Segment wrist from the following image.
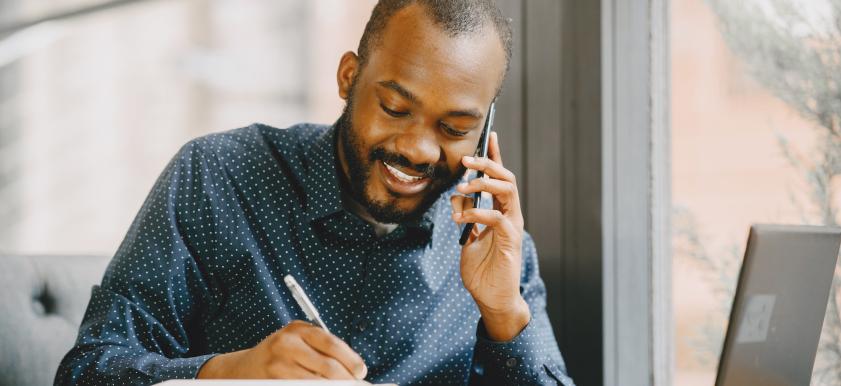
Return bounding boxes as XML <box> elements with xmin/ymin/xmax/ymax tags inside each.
<box><xmin>197</xmin><ymin>350</ymin><xmax>242</xmax><ymax>379</ymax></box>
<box><xmin>197</xmin><ymin>354</ymin><xmax>225</xmax><ymax>379</ymax></box>
<box><xmin>479</xmin><ymin>297</ymin><xmax>531</xmax><ymax>341</ymax></box>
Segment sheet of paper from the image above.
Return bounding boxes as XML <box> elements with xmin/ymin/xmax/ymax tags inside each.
<box><xmin>155</xmin><ymin>381</ymin><xmax>396</xmax><ymax>386</ymax></box>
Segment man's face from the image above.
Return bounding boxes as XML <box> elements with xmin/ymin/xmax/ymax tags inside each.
<box><xmin>336</xmin><ymin>4</ymin><xmax>507</xmax><ymax>224</ymax></box>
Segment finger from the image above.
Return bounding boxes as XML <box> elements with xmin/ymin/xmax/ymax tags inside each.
<box><xmin>455</xmin><ymin>178</ymin><xmax>518</xmax><ymax>208</ymax></box>
<box><xmin>300</xmin><ymin>326</ymin><xmax>367</xmax><ymax>379</ymax></box>
<box><xmin>461</xmin><ymin>155</ymin><xmax>515</xmax><ymax>183</ymax></box>
<box><xmin>450</xmin><ymin>194</ymin><xmax>475</xmax><ymax>218</ymax></box>
<box><xmin>456</xmin><ymin>179</ymin><xmax>518</xmax><ymax>215</ymax></box>
<box><xmin>488</xmin><ymin>131</ymin><xmax>504</xmax><ymax>165</ymax></box>
<box><xmin>267</xmin><ymin>326</ymin><xmax>331</xmax><ymax>378</ymax></box>
<box><xmin>467</xmin><ymin>220</ymin><xmax>480</xmax><ymax>244</ymax></box>
<box><xmin>453</xmin><ymin>208</ymin><xmax>516</xmax><ymax>235</ymax></box>
<box><xmin>291</xmin><ymin>347</ymin><xmax>356</xmax><ymax>380</ymax></box>
<box><xmin>268</xmin><ymin>360</ymin><xmax>322</xmax><ymax>379</ymax></box>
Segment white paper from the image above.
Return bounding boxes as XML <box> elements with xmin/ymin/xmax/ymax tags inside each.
<box><xmin>156</xmin><ymin>381</ymin><xmax>396</xmax><ymax>386</ymax></box>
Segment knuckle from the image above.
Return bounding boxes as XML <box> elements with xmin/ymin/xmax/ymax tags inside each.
<box><xmin>493</xmin><ymin>210</ymin><xmax>505</xmax><ymax>221</ymax></box>
<box><xmin>286</xmin><ymin>320</ymin><xmax>306</xmax><ymax>332</ymax></box>
<box><xmin>269</xmin><ymin>335</ymin><xmax>295</xmax><ymax>356</ymax></box>
<box><xmin>272</xmin><ymin>329</ymin><xmax>292</xmax><ymax>346</ymax></box>
<box><xmin>472</xmin><ymin>178</ymin><xmax>485</xmax><ymax>189</ymax></box>
<box><xmin>324</xmin><ymin>337</ymin><xmax>344</xmax><ymax>353</ymax></box>
<box><xmin>503</xmin><ymin>182</ymin><xmax>515</xmax><ymax>195</ymax></box>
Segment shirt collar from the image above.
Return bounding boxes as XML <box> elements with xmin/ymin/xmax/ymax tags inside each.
<box><xmin>302</xmin><ymin>125</ymin><xmax>437</xmax><ymax>236</ymax></box>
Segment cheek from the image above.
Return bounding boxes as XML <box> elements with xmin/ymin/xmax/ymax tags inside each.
<box><xmin>444</xmin><ymin>144</ymin><xmax>475</xmax><ymax>173</ymax></box>
<box><xmin>351</xmin><ymin>105</ymin><xmax>393</xmax><ymax>147</ymax></box>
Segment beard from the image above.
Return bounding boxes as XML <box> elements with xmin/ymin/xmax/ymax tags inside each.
<box><xmin>335</xmin><ymin>95</ymin><xmax>465</xmax><ymax>224</ymax></box>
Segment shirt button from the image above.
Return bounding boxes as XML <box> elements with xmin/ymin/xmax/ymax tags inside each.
<box><xmin>356</xmin><ymin>320</ymin><xmax>368</xmax><ymax>332</ymax></box>
<box><xmin>505</xmin><ymin>358</ymin><xmax>518</xmax><ymax>368</ymax></box>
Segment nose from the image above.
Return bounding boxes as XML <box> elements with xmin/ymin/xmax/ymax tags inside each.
<box><xmin>393</xmin><ymin>127</ymin><xmax>442</xmax><ymax>168</ymax></box>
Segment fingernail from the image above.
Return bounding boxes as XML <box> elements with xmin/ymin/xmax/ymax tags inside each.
<box><xmin>463</xmin><ymin>156</ymin><xmax>474</xmax><ymax>163</ymax></box>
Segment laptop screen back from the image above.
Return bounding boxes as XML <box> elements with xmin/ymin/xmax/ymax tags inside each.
<box><xmin>716</xmin><ymin>224</ymin><xmax>841</xmax><ymax>386</ymax></box>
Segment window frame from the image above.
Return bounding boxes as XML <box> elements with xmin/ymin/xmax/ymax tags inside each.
<box><xmin>513</xmin><ymin>0</ymin><xmax>673</xmax><ymax>384</ymax></box>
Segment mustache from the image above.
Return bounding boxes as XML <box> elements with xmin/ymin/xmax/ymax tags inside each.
<box><xmin>370</xmin><ymin>148</ymin><xmax>450</xmax><ymax>180</ymax></box>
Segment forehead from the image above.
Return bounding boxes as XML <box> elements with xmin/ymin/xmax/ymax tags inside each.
<box><xmin>363</xmin><ymin>4</ymin><xmax>506</xmax><ymax>105</ymax></box>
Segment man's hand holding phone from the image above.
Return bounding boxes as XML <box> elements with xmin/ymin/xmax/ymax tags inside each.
<box><xmin>451</xmin><ymin>130</ymin><xmax>530</xmax><ymax>343</ymax></box>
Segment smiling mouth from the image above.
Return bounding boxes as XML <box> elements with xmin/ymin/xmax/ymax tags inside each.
<box><xmin>379</xmin><ymin>160</ymin><xmax>431</xmax><ymax>195</ymax></box>
<box><xmin>383</xmin><ymin>161</ymin><xmax>425</xmax><ymax>182</ymax></box>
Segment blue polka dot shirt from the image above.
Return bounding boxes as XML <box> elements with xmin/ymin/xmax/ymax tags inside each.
<box><xmin>55</xmin><ymin>123</ymin><xmax>574</xmax><ymax>386</ymax></box>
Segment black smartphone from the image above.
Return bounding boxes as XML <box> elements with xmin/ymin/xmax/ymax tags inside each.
<box><xmin>459</xmin><ymin>101</ymin><xmax>496</xmax><ymax>245</ymax></box>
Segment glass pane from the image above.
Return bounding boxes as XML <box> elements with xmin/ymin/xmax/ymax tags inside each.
<box><xmin>2</xmin><ymin>0</ymin><xmax>102</xmax><ymax>26</ymax></box>
<box><xmin>672</xmin><ymin>0</ymin><xmax>841</xmax><ymax>385</ymax></box>
<box><xmin>0</xmin><ymin>0</ymin><xmax>377</xmax><ymax>255</ymax></box>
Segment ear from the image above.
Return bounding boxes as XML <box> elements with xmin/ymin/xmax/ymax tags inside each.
<box><xmin>337</xmin><ymin>51</ymin><xmax>360</xmax><ymax>100</ymax></box>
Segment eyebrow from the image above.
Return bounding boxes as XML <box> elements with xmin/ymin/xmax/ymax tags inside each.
<box><xmin>378</xmin><ymin>80</ymin><xmax>418</xmax><ymax>104</ymax></box>
<box><xmin>377</xmin><ymin>80</ymin><xmax>484</xmax><ymax>120</ymax></box>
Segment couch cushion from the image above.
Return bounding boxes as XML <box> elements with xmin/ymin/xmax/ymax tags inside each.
<box><xmin>0</xmin><ymin>255</ymin><xmax>108</xmax><ymax>386</ymax></box>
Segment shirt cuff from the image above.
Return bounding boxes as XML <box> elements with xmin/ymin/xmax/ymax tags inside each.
<box><xmin>157</xmin><ymin>353</ymin><xmax>219</xmax><ymax>380</ymax></box>
<box><xmin>473</xmin><ymin>318</ymin><xmax>575</xmax><ymax>385</ymax></box>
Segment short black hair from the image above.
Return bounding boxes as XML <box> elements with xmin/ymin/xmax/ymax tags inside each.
<box><xmin>357</xmin><ymin>0</ymin><xmax>513</xmax><ymax>75</ymax></box>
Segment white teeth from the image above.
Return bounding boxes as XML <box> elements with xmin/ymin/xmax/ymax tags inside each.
<box><xmin>384</xmin><ymin>161</ymin><xmax>423</xmax><ymax>183</ymax></box>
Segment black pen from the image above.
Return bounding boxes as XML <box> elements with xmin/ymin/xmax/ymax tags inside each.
<box><xmin>459</xmin><ymin>102</ymin><xmax>495</xmax><ymax>245</ymax></box>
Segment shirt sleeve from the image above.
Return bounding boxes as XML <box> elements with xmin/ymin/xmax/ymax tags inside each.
<box><xmin>55</xmin><ymin>140</ymin><xmax>221</xmax><ymax>386</ymax></box>
<box><xmin>469</xmin><ymin>233</ymin><xmax>575</xmax><ymax>386</ymax></box>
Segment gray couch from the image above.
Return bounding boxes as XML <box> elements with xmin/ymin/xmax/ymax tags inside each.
<box><xmin>0</xmin><ymin>255</ymin><xmax>109</xmax><ymax>386</ymax></box>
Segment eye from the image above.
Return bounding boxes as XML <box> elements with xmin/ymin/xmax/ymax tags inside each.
<box><xmin>380</xmin><ymin>103</ymin><xmax>409</xmax><ymax>118</ymax></box>
<box><xmin>441</xmin><ymin>122</ymin><xmax>469</xmax><ymax>137</ymax></box>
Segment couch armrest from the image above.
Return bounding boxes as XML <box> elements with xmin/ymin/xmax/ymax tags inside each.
<box><xmin>0</xmin><ymin>254</ymin><xmax>109</xmax><ymax>386</ymax></box>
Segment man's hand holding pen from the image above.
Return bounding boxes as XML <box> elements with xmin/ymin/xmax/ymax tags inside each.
<box><xmin>451</xmin><ymin>131</ymin><xmax>530</xmax><ymax>342</ymax></box>
<box><xmin>197</xmin><ymin>320</ymin><xmax>368</xmax><ymax>380</ymax></box>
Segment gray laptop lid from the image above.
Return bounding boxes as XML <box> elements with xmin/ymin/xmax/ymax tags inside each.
<box><xmin>716</xmin><ymin>224</ymin><xmax>841</xmax><ymax>386</ymax></box>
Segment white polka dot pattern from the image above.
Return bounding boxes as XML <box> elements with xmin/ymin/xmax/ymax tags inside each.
<box><xmin>54</xmin><ymin>123</ymin><xmax>574</xmax><ymax>386</ymax></box>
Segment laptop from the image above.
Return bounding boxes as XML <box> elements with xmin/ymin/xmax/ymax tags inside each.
<box><xmin>716</xmin><ymin>224</ymin><xmax>841</xmax><ymax>386</ymax></box>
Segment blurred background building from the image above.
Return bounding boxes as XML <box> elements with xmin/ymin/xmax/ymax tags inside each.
<box><xmin>2</xmin><ymin>0</ymin><xmax>840</xmax><ymax>385</ymax></box>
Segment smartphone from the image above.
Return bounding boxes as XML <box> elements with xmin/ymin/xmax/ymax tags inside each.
<box><xmin>459</xmin><ymin>101</ymin><xmax>496</xmax><ymax>245</ymax></box>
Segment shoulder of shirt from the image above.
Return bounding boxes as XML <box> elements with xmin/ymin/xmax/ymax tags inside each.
<box><xmin>173</xmin><ymin>122</ymin><xmax>330</xmax><ymax>179</ymax></box>
<box><xmin>181</xmin><ymin>122</ymin><xmax>328</xmax><ymax>158</ymax></box>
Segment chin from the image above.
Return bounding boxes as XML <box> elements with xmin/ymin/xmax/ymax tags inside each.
<box><xmin>362</xmin><ymin>187</ymin><xmax>429</xmax><ymax>224</ymax></box>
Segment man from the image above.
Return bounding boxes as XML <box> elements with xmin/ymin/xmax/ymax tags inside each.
<box><xmin>55</xmin><ymin>1</ymin><xmax>574</xmax><ymax>385</ymax></box>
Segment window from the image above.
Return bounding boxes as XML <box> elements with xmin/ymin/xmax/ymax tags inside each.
<box><xmin>672</xmin><ymin>0</ymin><xmax>841</xmax><ymax>385</ymax></box>
<box><xmin>0</xmin><ymin>0</ymin><xmax>376</xmax><ymax>255</ymax></box>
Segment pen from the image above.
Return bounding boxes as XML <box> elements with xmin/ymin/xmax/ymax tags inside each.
<box><xmin>283</xmin><ymin>274</ymin><xmax>330</xmax><ymax>332</ymax></box>
<box><xmin>459</xmin><ymin>102</ymin><xmax>495</xmax><ymax>245</ymax></box>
